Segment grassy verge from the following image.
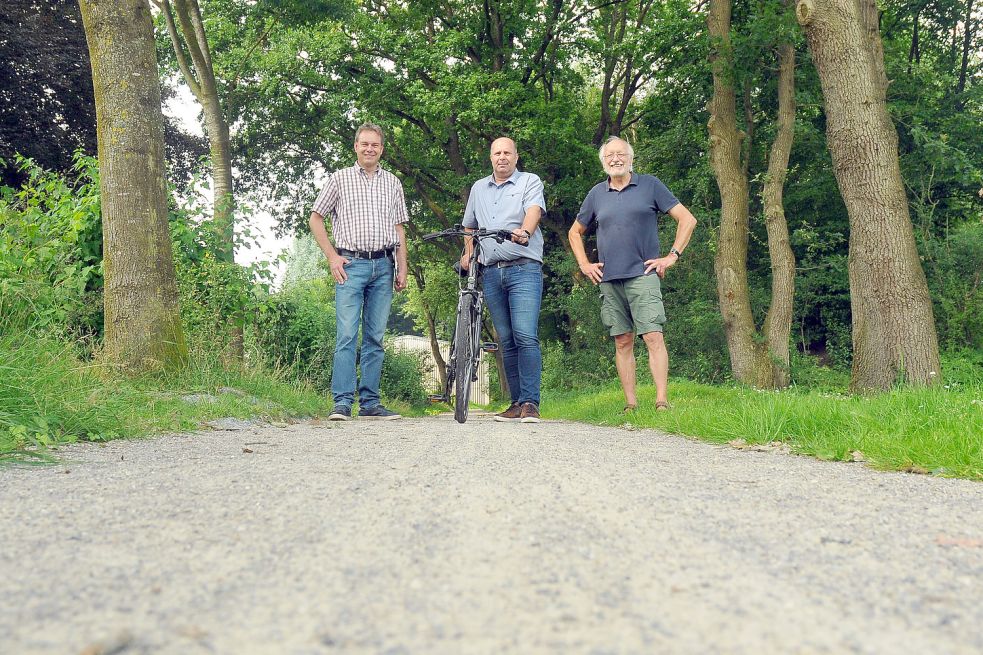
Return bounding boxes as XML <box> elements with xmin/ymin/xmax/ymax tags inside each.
<box><xmin>546</xmin><ymin>380</ymin><xmax>983</xmax><ymax>480</ymax></box>
<box><xmin>0</xmin><ymin>332</ymin><xmax>334</xmax><ymax>461</ymax></box>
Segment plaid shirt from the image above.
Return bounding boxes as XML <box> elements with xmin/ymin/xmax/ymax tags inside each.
<box><xmin>311</xmin><ymin>164</ymin><xmax>409</xmax><ymax>251</ymax></box>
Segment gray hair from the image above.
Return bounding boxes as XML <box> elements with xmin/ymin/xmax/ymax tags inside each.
<box><xmin>355</xmin><ymin>122</ymin><xmax>385</xmax><ymax>145</ymax></box>
<box><xmin>598</xmin><ymin>135</ymin><xmax>634</xmax><ymax>165</ymax></box>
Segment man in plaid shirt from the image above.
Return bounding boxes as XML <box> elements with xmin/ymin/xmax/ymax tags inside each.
<box><xmin>309</xmin><ymin>123</ymin><xmax>409</xmax><ymax>421</ymax></box>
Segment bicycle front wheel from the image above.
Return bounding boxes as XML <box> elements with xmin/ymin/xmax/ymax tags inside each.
<box><xmin>453</xmin><ymin>298</ymin><xmax>479</xmax><ymax>423</ymax></box>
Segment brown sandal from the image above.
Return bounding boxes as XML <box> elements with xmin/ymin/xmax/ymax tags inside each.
<box><xmin>623</xmin><ymin>404</ymin><xmax>638</xmax><ymax>414</ymax></box>
<box><xmin>656</xmin><ymin>401</ymin><xmax>671</xmax><ymax>411</ymax></box>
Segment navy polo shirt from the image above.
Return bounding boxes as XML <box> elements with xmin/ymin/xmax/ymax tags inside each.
<box><xmin>575</xmin><ymin>173</ymin><xmax>679</xmax><ymax>282</ymax></box>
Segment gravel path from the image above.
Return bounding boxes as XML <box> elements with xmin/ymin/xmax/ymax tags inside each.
<box><xmin>2</xmin><ymin>415</ymin><xmax>982</xmax><ymax>654</ymax></box>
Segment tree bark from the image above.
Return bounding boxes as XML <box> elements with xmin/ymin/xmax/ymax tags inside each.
<box><xmin>708</xmin><ymin>0</ymin><xmax>770</xmax><ymax>387</ymax></box>
<box><xmin>79</xmin><ymin>0</ymin><xmax>187</xmax><ymax>371</ymax></box>
<box><xmin>797</xmin><ymin>0</ymin><xmax>941</xmax><ymax>391</ymax></box>
<box><xmin>760</xmin><ymin>42</ymin><xmax>797</xmax><ymax>388</ymax></box>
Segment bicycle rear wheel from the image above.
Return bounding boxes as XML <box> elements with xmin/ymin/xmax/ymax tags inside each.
<box><xmin>453</xmin><ymin>297</ymin><xmax>479</xmax><ymax>423</ymax></box>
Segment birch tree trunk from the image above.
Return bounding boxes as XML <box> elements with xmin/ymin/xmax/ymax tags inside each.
<box><xmin>796</xmin><ymin>0</ymin><xmax>941</xmax><ymax>391</ymax></box>
<box><xmin>79</xmin><ymin>0</ymin><xmax>187</xmax><ymax>371</ymax></box>
<box><xmin>155</xmin><ymin>0</ymin><xmax>235</xmax><ymax>261</ymax></box>
<box><xmin>154</xmin><ymin>0</ymin><xmax>241</xmax><ymax>359</ymax></box>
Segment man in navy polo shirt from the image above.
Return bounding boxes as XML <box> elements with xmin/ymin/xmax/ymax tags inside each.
<box><xmin>460</xmin><ymin>137</ymin><xmax>547</xmax><ymax>423</ymax></box>
<box><xmin>568</xmin><ymin>136</ymin><xmax>697</xmax><ymax>412</ymax></box>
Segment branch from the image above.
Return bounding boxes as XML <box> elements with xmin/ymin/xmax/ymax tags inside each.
<box><xmin>561</xmin><ymin>0</ymin><xmax>630</xmax><ymax>30</ymax></box>
<box><xmin>171</xmin><ymin>0</ymin><xmax>213</xmax><ymax>94</ymax></box>
<box><xmin>185</xmin><ymin>0</ymin><xmax>213</xmax><ymax>71</ymax></box>
<box><xmin>158</xmin><ymin>0</ymin><xmax>202</xmax><ymax>97</ymax></box>
<box><xmin>230</xmin><ymin>18</ymin><xmax>278</xmax><ymax>90</ymax></box>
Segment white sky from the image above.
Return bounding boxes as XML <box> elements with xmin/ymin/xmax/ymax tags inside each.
<box><xmin>162</xmin><ymin>82</ymin><xmax>291</xmax><ymax>288</ymax></box>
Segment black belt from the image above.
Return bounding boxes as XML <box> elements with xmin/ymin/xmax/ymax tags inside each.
<box><xmin>490</xmin><ymin>256</ymin><xmax>537</xmax><ymax>269</ymax></box>
<box><xmin>338</xmin><ymin>247</ymin><xmax>395</xmax><ymax>260</ymax></box>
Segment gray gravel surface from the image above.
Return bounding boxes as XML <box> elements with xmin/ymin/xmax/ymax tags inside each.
<box><xmin>2</xmin><ymin>416</ymin><xmax>982</xmax><ymax>654</ymax></box>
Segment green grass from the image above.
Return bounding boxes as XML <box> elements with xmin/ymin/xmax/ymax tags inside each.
<box><xmin>0</xmin><ymin>331</ymin><xmax>334</xmax><ymax>461</ymax></box>
<box><xmin>545</xmin><ymin>380</ymin><xmax>983</xmax><ymax>480</ymax></box>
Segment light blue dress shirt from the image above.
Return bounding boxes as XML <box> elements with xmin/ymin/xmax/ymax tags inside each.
<box><xmin>462</xmin><ymin>170</ymin><xmax>546</xmax><ymax>265</ymax></box>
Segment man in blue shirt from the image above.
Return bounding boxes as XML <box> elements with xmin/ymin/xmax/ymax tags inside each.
<box><xmin>460</xmin><ymin>137</ymin><xmax>547</xmax><ymax>423</ymax></box>
<box><xmin>568</xmin><ymin>136</ymin><xmax>697</xmax><ymax>411</ymax></box>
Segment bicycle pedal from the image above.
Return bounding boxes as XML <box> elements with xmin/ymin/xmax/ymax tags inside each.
<box><xmin>482</xmin><ymin>342</ymin><xmax>499</xmax><ymax>353</ymax></box>
<box><xmin>427</xmin><ymin>394</ymin><xmax>448</xmax><ymax>403</ymax></box>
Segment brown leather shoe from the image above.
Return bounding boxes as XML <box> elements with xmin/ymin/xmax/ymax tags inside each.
<box><xmin>519</xmin><ymin>402</ymin><xmax>541</xmax><ymax>423</ymax></box>
<box><xmin>493</xmin><ymin>402</ymin><xmax>522</xmax><ymax>422</ymax></box>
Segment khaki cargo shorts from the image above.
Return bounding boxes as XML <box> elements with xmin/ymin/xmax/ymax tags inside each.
<box><xmin>599</xmin><ymin>273</ymin><xmax>666</xmax><ymax>336</ymax></box>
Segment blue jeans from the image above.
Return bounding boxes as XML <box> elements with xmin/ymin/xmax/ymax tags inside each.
<box><xmin>481</xmin><ymin>260</ymin><xmax>543</xmax><ymax>405</ymax></box>
<box><xmin>332</xmin><ymin>257</ymin><xmax>394</xmax><ymax>409</ymax></box>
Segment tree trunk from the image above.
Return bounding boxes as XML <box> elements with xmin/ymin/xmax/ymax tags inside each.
<box><xmin>955</xmin><ymin>0</ymin><xmax>974</xmax><ymax>107</ymax></box>
<box><xmin>707</xmin><ymin>0</ymin><xmax>778</xmax><ymax>387</ymax></box>
<box><xmin>157</xmin><ymin>0</ymin><xmax>241</xmax><ymax>358</ymax></box>
<box><xmin>79</xmin><ymin>0</ymin><xmax>187</xmax><ymax>371</ymax></box>
<box><xmin>760</xmin><ymin>41</ymin><xmax>797</xmax><ymax>388</ymax></box>
<box><xmin>158</xmin><ymin>0</ymin><xmax>236</xmax><ymax>260</ymax></box>
<box><xmin>797</xmin><ymin>0</ymin><xmax>941</xmax><ymax>391</ymax></box>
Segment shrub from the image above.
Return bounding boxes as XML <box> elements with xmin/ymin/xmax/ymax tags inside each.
<box><xmin>0</xmin><ymin>154</ymin><xmax>102</xmax><ymax>337</ymax></box>
<box><xmin>254</xmin><ymin>279</ymin><xmax>337</xmax><ymax>392</ymax></box>
<box><xmin>922</xmin><ymin>223</ymin><xmax>983</xmax><ymax>351</ymax></box>
<box><xmin>380</xmin><ymin>347</ymin><xmax>428</xmax><ymax>406</ymax></box>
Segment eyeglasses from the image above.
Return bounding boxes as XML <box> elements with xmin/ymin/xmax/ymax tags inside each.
<box><xmin>603</xmin><ymin>151</ymin><xmax>630</xmax><ymax>161</ymax></box>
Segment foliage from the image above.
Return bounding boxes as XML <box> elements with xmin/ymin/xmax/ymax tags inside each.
<box><xmin>0</xmin><ymin>0</ymin><xmax>96</xmax><ymax>188</ymax></box>
<box><xmin>380</xmin><ymin>347</ymin><xmax>429</xmax><ymax>407</ymax></box>
<box><xmin>921</xmin><ymin>223</ymin><xmax>983</xmax><ymax>351</ymax></box>
<box><xmin>254</xmin><ymin>278</ymin><xmax>337</xmax><ymax>392</ymax></box>
<box><xmin>0</xmin><ymin>154</ymin><xmax>103</xmax><ymax>338</ymax></box>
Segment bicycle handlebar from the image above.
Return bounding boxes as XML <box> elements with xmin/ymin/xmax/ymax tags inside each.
<box><xmin>422</xmin><ymin>225</ymin><xmax>529</xmax><ymax>247</ymax></box>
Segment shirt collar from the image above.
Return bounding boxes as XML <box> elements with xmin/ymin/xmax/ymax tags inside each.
<box><xmin>355</xmin><ymin>163</ymin><xmax>385</xmax><ymax>176</ymax></box>
<box><xmin>606</xmin><ymin>172</ymin><xmax>638</xmax><ymax>191</ymax></box>
<box><xmin>486</xmin><ymin>169</ymin><xmax>522</xmax><ymax>187</ymax></box>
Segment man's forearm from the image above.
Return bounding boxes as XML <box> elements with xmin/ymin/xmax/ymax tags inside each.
<box><xmin>395</xmin><ymin>225</ymin><xmax>408</xmax><ymax>270</ymax></box>
<box><xmin>668</xmin><ymin>206</ymin><xmax>698</xmax><ymax>254</ymax></box>
<box><xmin>520</xmin><ymin>207</ymin><xmax>542</xmax><ymax>236</ymax></box>
<box><xmin>309</xmin><ymin>212</ymin><xmax>339</xmax><ymax>260</ymax></box>
<box><xmin>462</xmin><ymin>226</ymin><xmax>475</xmax><ymax>261</ymax></box>
<box><xmin>568</xmin><ymin>227</ymin><xmax>591</xmax><ymax>268</ymax></box>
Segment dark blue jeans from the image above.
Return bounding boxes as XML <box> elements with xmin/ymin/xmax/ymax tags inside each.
<box><xmin>481</xmin><ymin>260</ymin><xmax>543</xmax><ymax>405</ymax></box>
<box><xmin>331</xmin><ymin>257</ymin><xmax>394</xmax><ymax>409</ymax></box>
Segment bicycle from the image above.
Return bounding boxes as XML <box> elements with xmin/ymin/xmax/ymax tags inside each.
<box><xmin>422</xmin><ymin>225</ymin><xmax>527</xmax><ymax>423</ymax></box>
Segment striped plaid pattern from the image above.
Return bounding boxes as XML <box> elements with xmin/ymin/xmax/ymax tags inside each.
<box><xmin>311</xmin><ymin>165</ymin><xmax>409</xmax><ymax>251</ymax></box>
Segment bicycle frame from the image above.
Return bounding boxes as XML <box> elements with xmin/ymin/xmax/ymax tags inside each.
<box><xmin>422</xmin><ymin>226</ymin><xmax>522</xmax><ymax>423</ymax></box>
